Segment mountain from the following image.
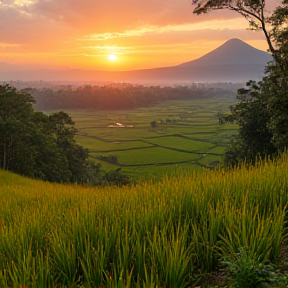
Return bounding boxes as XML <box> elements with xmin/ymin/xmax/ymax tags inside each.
<box><xmin>179</xmin><ymin>38</ymin><xmax>273</xmax><ymax>67</ymax></box>
<box><xmin>0</xmin><ymin>39</ymin><xmax>273</xmax><ymax>83</ymax></box>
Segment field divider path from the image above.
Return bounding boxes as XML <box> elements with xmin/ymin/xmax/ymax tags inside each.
<box><xmin>78</xmin><ymin>133</ymin><xmax>143</xmax><ymax>143</ymax></box>
<box><xmin>89</xmin><ymin>146</ymin><xmax>156</xmax><ymax>153</ymax></box>
<box><xmin>176</xmin><ymin>134</ymin><xmax>220</xmax><ymax>144</ymax></box>
<box><xmin>89</xmin><ymin>157</ymin><xmax>202</xmax><ymax>167</ymax></box>
<box><xmin>143</xmin><ymin>132</ymin><xmax>215</xmax><ymax>140</ymax></box>
<box><xmin>142</xmin><ymin>140</ymin><xmax>222</xmax><ymax>156</ymax></box>
<box><xmin>90</xmin><ymin>150</ymin><xmax>220</xmax><ymax>169</ymax></box>
<box><xmin>79</xmin><ymin>130</ymin><xmax>225</xmax><ymax>170</ymax></box>
<box><xmin>78</xmin><ymin>134</ymin><xmax>223</xmax><ymax>155</ymax></box>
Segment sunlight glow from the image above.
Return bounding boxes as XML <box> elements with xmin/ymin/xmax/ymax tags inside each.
<box><xmin>108</xmin><ymin>54</ymin><xmax>117</xmax><ymax>61</ymax></box>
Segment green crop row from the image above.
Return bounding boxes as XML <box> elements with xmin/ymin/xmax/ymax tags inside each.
<box><xmin>67</xmin><ymin>99</ymin><xmax>238</xmax><ymax>179</ymax></box>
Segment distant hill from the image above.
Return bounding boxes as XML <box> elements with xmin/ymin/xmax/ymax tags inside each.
<box><xmin>179</xmin><ymin>38</ymin><xmax>273</xmax><ymax>67</ymax></box>
<box><xmin>0</xmin><ymin>39</ymin><xmax>273</xmax><ymax>83</ymax></box>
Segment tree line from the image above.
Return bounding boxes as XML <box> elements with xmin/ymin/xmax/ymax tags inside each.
<box><xmin>0</xmin><ymin>84</ymin><xmax>129</xmax><ymax>185</ymax></box>
<box><xmin>29</xmin><ymin>85</ymin><xmax>231</xmax><ymax>111</ymax></box>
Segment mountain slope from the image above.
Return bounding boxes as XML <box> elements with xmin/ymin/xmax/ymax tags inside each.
<box><xmin>179</xmin><ymin>38</ymin><xmax>273</xmax><ymax>67</ymax></box>
<box><xmin>0</xmin><ymin>39</ymin><xmax>273</xmax><ymax>83</ymax></box>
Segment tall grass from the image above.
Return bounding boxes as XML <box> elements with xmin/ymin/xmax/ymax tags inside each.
<box><xmin>0</xmin><ymin>154</ymin><xmax>288</xmax><ymax>287</ymax></box>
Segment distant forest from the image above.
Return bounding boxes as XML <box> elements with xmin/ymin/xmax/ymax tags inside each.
<box><xmin>26</xmin><ymin>84</ymin><xmax>235</xmax><ymax>111</ymax></box>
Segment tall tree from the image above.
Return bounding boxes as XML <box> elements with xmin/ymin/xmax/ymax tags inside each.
<box><xmin>29</xmin><ymin>111</ymin><xmax>72</xmax><ymax>182</ymax></box>
<box><xmin>48</xmin><ymin>111</ymin><xmax>90</xmax><ymax>183</ymax></box>
<box><xmin>0</xmin><ymin>85</ymin><xmax>92</xmax><ymax>183</ymax></box>
<box><xmin>264</xmin><ymin>4</ymin><xmax>288</xmax><ymax>151</ymax></box>
<box><xmin>220</xmin><ymin>80</ymin><xmax>277</xmax><ymax>165</ymax></box>
<box><xmin>196</xmin><ymin>0</ymin><xmax>288</xmax><ymax>164</ymax></box>
<box><xmin>0</xmin><ymin>85</ymin><xmax>35</xmax><ymax>171</ymax></box>
<box><xmin>0</xmin><ymin>85</ymin><xmax>130</xmax><ymax>186</ymax></box>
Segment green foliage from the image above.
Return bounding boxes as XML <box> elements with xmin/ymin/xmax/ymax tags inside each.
<box><xmin>220</xmin><ymin>80</ymin><xmax>276</xmax><ymax>166</ymax></box>
<box><xmin>222</xmin><ymin>248</ymin><xmax>287</xmax><ymax>288</ymax></box>
<box><xmin>218</xmin><ymin>1</ymin><xmax>288</xmax><ymax>166</ymax></box>
<box><xmin>32</xmin><ymin>84</ymin><xmax>230</xmax><ymax>111</ymax></box>
<box><xmin>221</xmin><ymin>58</ymin><xmax>288</xmax><ymax>166</ymax></box>
<box><xmin>0</xmin><ymin>84</ymin><xmax>129</xmax><ymax>186</ymax></box>
<box><xmin>102</xmin><ymin>169</ymin><xmax>131</xmax><ymax>186</ymax></box>
<box><xmin>70</xmin><ymin>98</ymin><xmax>237</xmax><ymax>180</ymax></box>
<box><xmin>0</xmin><ymin>85</ymin><xmax>35</xmax><ymax>172</ymax></box>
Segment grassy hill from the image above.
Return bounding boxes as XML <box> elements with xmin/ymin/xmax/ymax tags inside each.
<box><xmin>0</xmin><ymin>154</ymin><xmax>288</xmax><ymax>288</ymax></box>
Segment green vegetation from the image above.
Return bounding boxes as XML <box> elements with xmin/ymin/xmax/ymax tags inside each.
<box><xmin>69</xmin><ymin>99</ymin><xmax>237</xmax><ymax>180</ymax></box>
<box><xmin>194</xmin><ymin>0</ymin><xmax>288</xmax><ymax>166</ymax></box>
<box><xmin>0</xmin><ymin>84</ymin><xmax>129</xmax><ymax>186</ymax></box>
<box><xmin>0</xmin><ymin>83</ymin><xmax>239</xmax><ymax>183</ymax></box>
<box><xmin>31</xmin><ymin>84</ymin><xmax>233</xmax><ymax>111</ymax></box>
<box><xmin>0</xmin><ymin>2</ymin><xmax>286</xmax><ymax>288</ymax></box>
<box><xmin>222</xmin><ymin>248</ymin><xmax>287</xmax><ymax>288</ymax></box>
<box><xmin>0</xmin><ymin>153</ymin><xmax>288</xmax><ymax>287</ymax></box>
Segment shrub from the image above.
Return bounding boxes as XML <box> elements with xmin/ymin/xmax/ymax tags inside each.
<box><xmin>222</xmin><ymin>248</ymin><xmax>287</xmax><ymax>288</ymax></box>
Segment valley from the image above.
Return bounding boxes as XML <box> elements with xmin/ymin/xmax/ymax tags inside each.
<box><xmin>70</xmin><ymin>98</ymin><xmax>238</xmax><ymax>180</ymax></box>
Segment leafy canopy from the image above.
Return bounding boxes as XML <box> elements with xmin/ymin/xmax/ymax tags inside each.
<box><xmin>0</xmin><ymin>84</ymin><xmax>130</xmax><ymax>186</ymax></box>
<box><xmin>203</xmin><ymin>0</ymin><xmax>288</xmax><ymax>165</ymax></box>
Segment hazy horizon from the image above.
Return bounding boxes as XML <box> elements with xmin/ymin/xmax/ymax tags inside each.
<box><xmin>0</xmin><ymin>0</ymin><xmax>282</xmax><ymax>72</ymax></box>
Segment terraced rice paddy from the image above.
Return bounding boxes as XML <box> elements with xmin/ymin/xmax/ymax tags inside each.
<box><xmin>70</xmin><ymin>99</ymin><xmax>238</xmax><ymax>179</ymax></box>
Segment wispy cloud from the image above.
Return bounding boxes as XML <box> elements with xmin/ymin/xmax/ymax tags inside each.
<box><xmin>0</xmin><ymin>42</ymin><xmax>21</xmax><ymax>48</ymax></box>
<box><xmin>81</xmin><ymin>45</ymin><xmax>132</xmax><ymax>52</ymax></box>
<box><xmin>1</xmin><ymin>0</ymin><xmax>36</xmax><ymax>7</ymax></box>
<box><xmin>13</xmin><ymin>0</ymin><xmax>36</xmax><ymax>6</ymax></box>
<box><xmin>0</xmin><ymin>0</ymin><xmax>280</xmax><ymax>70</ymax></box>
<box><xmin>79</xmin><ymin>27</ymin><xmax>157</xmax><ymax>41</ymax></box>
<box><xmin>79</xmin><ymin>18</ymin><xmax>248</xmax><ymax>42</ymax></box>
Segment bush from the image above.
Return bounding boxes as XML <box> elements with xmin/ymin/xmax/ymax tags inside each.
<box><xmin>222</xmin><ymin>248</ymin><xmax>287</xmax><ymax>288</ymax></box>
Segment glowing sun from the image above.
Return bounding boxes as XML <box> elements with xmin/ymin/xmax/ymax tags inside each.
<box><xmin>108</xmin><ymin>54</ymin><xmax>117</xmax><ymax>61</ymax></box>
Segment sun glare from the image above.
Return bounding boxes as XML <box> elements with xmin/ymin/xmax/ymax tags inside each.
<box><xmin>108</xmin><ymin>54</ymin><xmax>117</xmax><ymax>61</ymax></box>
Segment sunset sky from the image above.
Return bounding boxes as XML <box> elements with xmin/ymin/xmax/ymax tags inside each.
<box><xmin>0</xmin><ymin>0</ymin><xmax>283</xmax><ymax>71</ymax></box>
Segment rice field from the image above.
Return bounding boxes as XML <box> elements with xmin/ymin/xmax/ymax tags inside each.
<box><xmin>69</xmin><ymin>99</ymin><xmax>238</xmax><ymax>179</ymax></box>
<box><xmin>91</xmin><ymin>148</ymin><xmax>199</xmax><ymax>165</ymax></box>
<box><xmin>0</xmin><ymin>153</ymin><xmax>287</xmax><ymax>287</ymax></box>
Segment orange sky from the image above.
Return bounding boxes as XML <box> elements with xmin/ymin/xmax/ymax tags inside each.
<box><xmin>0</xmin><ymin>0</ymin><xmax>283</xmax><ymax>71</ymax></box>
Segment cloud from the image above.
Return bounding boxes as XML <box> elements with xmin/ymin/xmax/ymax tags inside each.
<box><xmin>0</xmin><ymin>42</ymin><xmax>21</xmax><ymax>48</ymax></box>
<box><xmin>0</xmin><ymin>0</ymin><xmax>282</xmax><ymax>69</ymax></box>
<box><xmin>78</xmin><ymin>17</ymin><xmax>251</xmax><ymax>43</ymax></box>
<box><xmin>0</xmin><ymin>0</ymin><xmax>240</xmax><ymax>36</ymax></box>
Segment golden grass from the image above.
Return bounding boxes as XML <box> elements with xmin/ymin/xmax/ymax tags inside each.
<box><xmin>0</xmin><ymin>154</ymin><xmax>287</xmax><ymax>287</ymax></box>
